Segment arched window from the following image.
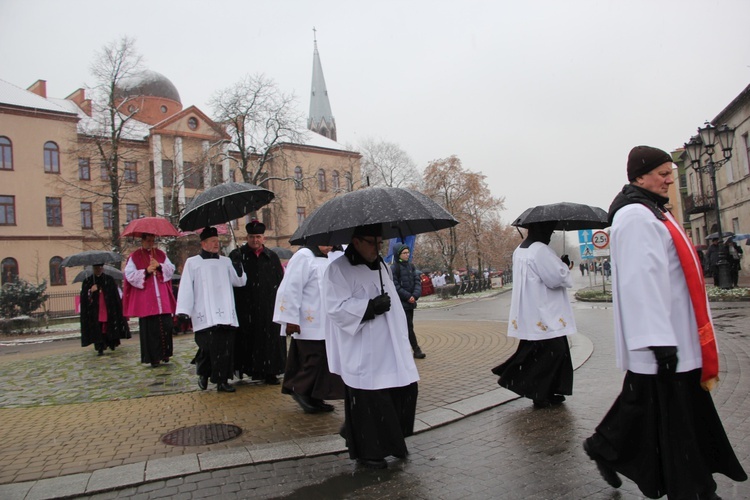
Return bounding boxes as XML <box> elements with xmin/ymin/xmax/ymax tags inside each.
<box><xmin>44</xmin><ymin>141</ymin><xmax>60</xmax><ymax>173</ymax></box>
<box><xmin>345</xmin><ymin>172</ymin><xmax>353</xmax><ymax>192</ymax></box>
<box><xmin>317</xmin><ymin>169</ymin><xmax>327</xmax><ymax>191</ymax></box>
<box><xmin>294</xmin><ymin>166</ymin><xmax>303</xmax><ymax>190</ymax></box>
<box><xmin>0</xmin><ymin>136</ymin><xmax>12</xmax><ymax>171</ymax></box>
<box><xmin>331</xmin><ymin>170</ymin><xmax>340</xmax><ymax>191</ymax></box>
<box><xmin>49</xmin><ymin>256</ymin><xmax>66</xmax><ymax>286</ymax></box>
<box><xmin>1</xmin><ymin>257</ymin><xmax>18</xmax><ymax>285</ymax></box>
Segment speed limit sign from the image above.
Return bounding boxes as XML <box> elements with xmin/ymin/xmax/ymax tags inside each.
<box><xmin>592</xmin><ymin>230</ymin><xmax>609</xmax><ymax>249</ymax></box>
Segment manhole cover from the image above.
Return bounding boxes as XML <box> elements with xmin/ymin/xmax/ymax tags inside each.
<box><xmin>161</xmin><ymin>424</ymin><xmax>242</xmax><ymax>446</ymax></box>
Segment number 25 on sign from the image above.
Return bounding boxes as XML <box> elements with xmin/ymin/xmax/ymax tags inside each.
<box><xmin>592</xmin><ymin>230</ymin><xmax>609</xmax><ymax>249</ymax></box>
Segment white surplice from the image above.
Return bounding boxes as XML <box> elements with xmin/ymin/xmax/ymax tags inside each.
<box><xmin>507</xmin><ymin>241</ymin><xmax>577</xmax><ymax>340</ymax></box>
<box><xmin>273</xmin><ymin>248</ymin><xmax>329</xmax><ymax>340</ymax></box>
<box><xmin>323</xmin><ymin>256</ymin><xmax>419</xmax><ymax>391</ymax></box>
<box><xmin>175</xmin><ymin>255</ymin><xmax>247</xmax><ymax>332</ymax></box>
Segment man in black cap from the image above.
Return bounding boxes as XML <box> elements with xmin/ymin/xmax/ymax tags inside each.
<box><xmin>230</xmin><ymin>219</ymin><xmax>286</xmax><ymax>384</ymax></box>
<box><xmin>176</xmin><ymin>227</ymin><xmax>246</xmax><ymax>392</ymax></box>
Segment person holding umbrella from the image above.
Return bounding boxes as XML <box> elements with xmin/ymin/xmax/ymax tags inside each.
<box><xmin>176</xmin><ymin>227</ymin><xmax>247</xmax><ymax>392</ymax></box>
<box><xmin>583</xmin><ymin>145</ymin><xmax>746</xmax><ymax>498</ymax></box>
<box><xmin>122</xmin><ymin>233</ymin><xmax>177</xmax><ymax>368</ymax></box>
<box><xmin>491</xmin><ymin>220</ymin><xmax>576</xmax><ymax>408</ymax></box>
<box><xmin>80</xmin><ymin>263</ymin><xmax>130</xmax><ymax>356</ymax></box>
<box><xmin>323</xmin><ymin>224</ymin><xmax>420</xmax><ymax>469</ymax></box>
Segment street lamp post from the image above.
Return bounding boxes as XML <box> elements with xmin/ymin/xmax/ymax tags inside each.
<box><xmin>683</xmin><ymin>122</ymin><xmax>735</xmax><ymax>289</ymax></box>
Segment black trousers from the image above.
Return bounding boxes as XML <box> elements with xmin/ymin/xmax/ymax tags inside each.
<box><xmin>138</xmin><ymin>314</ymin><xmax>173</xmax><ymax>364</ymax></box>
<box><xmin>404</xmin><ymin>308</ymin><xmax>419</xmax><ymax>350</ymax></box>
<box><xmin>193</xmin><ymin>326</ymin><xmax>235</xmax><ymax>384</ymax></box>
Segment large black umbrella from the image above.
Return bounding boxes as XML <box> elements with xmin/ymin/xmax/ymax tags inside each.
<box><xmin>73</xmin><ymin>265</ymin><xmax>124</xmax><ymax>283</ymax></box>
<box><xmin>289</xmin><ymin>187</ymin><xmax>458</xmax><ymax>246</ymax></box>
<box><xmin>179</xmin><ymin>182</ymin><xmax>275</xmax><ymax>231</ymax></box>
<box><xmin>270</xmin><ymin>247</ymin><xmax>294</xmax><ymax>259</ymax></box>
<box><xmin>61</xmin><ymin>250</ymin><xmax>122</xmax><ymax>267</ymax></box>
<box><xmin>511</xmin><ymin>202</ymin><xmax>609</xmax><ymax>231</ymax></box>
<box><xmin>705</xmin><ymin>231</ymin><xmax>734</xmax><ymax>240</ymax></box>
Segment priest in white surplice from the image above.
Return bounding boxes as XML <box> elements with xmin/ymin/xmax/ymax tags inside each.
<box><xmin>273</xmin><ymin>244</ymin><xmax>344</xmax><ymax>414</ymax></box>
<box><xmin>323</xmin><ymin>224</ymin><xmax>419</xmax><ymax>470</ymax></box>
<box><xmin>176</xmin><ymin>227</ymin><xmax>247</xmax><ymax>393</ymax></box>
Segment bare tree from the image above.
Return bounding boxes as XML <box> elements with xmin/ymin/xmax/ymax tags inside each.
<box><xmin>210</xmin><ymin>74</ymin><xmax>305</xmax><ymax>186</ymax></box>
<box><xmin>458</xmin><ymin>172</ymin><xmax>505</xmax><ymax>274</ymax></box>
<box><xmin>358</xmin><ymin>138</ymin><xmax>421</xmax><ymax>188</ymax></box>
<box><xmin>77</xmin><ymin>36</ymin><xmax>146</xmax><ymax>255</ymax></box>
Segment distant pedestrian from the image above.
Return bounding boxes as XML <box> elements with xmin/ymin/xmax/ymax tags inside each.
<box><xmin>726</xmin><ymin>238</ymin><xmax>743</xmax><ymax>287</ymax></box>
<box><xmin>706</xmin><ymin>237</ymin><xmax>721</xmax><ymax>285</ymax></box>
<box><xmin>584</xmin><ymin>145</ymin><xmax>746</xmax><ymax>498</ymax></box>
<box><xmin>273</xmin><ymin>244</ymin><xmax>345</xmax><ymax>413</ymax></box>
<box><xmin>80</xmin><ymin>264</ymin><xmax>129</xmax><ymax>356</ymax></box>
<box><xmin>324</xmin><ymin>224</ymin><xmax>419</xmax><ymax>469</ymax></box>
<box><xmin>391</xmin><ymin>244</ymin><xmax>426</xmax><ymax>359</ymax></box>
<box><xmin>123</xmin><ymin>233</ymin><xmax>176</xmax><ymax>367</ymax></box>
<box><xmin>579</xmin><ymin>262</ymin><xmax>585</xmax><ymax>276</ymax></box>
<box><xmin>176</xmin><ymin>227</ymin><xmax>246</xmax><ymax>392</ymax></box>
<box><xmin>492</xmin><ymin>221</ymin><xmax>576</xmax><ymax>408</ymax></box>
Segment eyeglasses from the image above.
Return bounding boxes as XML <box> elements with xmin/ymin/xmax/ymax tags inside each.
<box><xmin>358</xmin><ymin>237</ymin><xmax>383</xmax><ymax>247</ymax></box>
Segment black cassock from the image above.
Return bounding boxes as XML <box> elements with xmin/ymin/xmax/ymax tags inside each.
<box><xmin>80</xmin><ymin>274</ymin><xmax>130</xmax><ymax>352</ymax></box>
<box><xmin>230</xmin><ymin>244</ymin><xmax>286</xmax><ymax>379</ymax></box>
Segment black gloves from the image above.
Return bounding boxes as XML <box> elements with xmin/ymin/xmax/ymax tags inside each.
<box><xmin>177</xmin><ymin>314</ymin><xmax>190</xmax><ymax>327</ymax></box>
<box><xmin>230</xmin><ymin>254</ymin><xmax>243</xmax><ymax>277</ymax></box>
<box><xmin>561</xmin><ymin>254</ymin><xmax>571</xmax><ymax>266</ymax></box>
<box><xmin>362</xmin><ymin>293</ymin><xmax>391</xmax><ymax>321</ymax></box>
<box><xmin>650</xmin><ymin>346</ymin><xmax>678</xmax><ymax>376</ymax></box>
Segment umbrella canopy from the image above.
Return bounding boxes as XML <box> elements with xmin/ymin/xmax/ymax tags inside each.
<box><xmin>270</xmin><ymin>247</ymin><xmax>294</xmax><ymax>259</ymax></box>
<box><xmin>177</xmin><ymin>224</ymin><xmax>230</xmax><ymax>237</ymax></box>
<box><xmin>61</xmin><ymin>250</ymin><xmax>122</xmax><ymax>267</ymax></box>
<box><xmin>289</xmin><ymin>186</ymin><xmax>458</xmax><ymax>246</ymax></box>
<box><xmin>179</xmin><ymin>182</ymin><xmax>275</xmax><ymax>231</ymax></box>
<box><xmin>73</xmin><ymin>265</ymin><xmax>123</xmax><ymax>283</ymax></box>
<box><xmin>511</xmin><ymin>202</ymin><xmax>609</xmax><ymax>231</ymax></box>
<box><xmin>731</xmin><ymin>233</ymin><xmax>750</xmax><ymax>242</ymax></box>
<box><xmin>121</xmin><ymin>217</ymin><xmax>180</xmax><ymax>238</ymax></box>
<box><xmin>706</xmin><ymin>231</ymin><xmax>734</xmax><ymax>240</ymax></box>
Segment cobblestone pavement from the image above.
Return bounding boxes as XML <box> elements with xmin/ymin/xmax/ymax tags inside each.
<box><xmin>78</xmin><ymin>293</ymin><xmax>750</xmax><ymax>498</ymax></box>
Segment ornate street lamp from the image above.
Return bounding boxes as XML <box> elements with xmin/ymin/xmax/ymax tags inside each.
<box><xmin>683</xmin><ymin>122</ymin><xmax>735</xmax><ymax>289</ymax></box>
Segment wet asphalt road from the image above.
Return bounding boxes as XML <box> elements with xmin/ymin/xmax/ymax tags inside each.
<box><xmin>79</xmin><ymin>274</ymin><xmax>750</xmax><ymax>499</ymax></box>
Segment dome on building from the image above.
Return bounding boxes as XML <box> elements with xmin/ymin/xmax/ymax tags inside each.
<box><xmin>116</xmin><ymin>70</ymin><xmax>181</xmax><ymax>104</ymax></box>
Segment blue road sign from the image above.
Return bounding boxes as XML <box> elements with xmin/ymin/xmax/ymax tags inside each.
<box><xmin>580</xmin><ymin>243</ymin><xmax>595</xmax><ymax>260</ymax></box>
<box><xmin>578</xmin><ymin>229</ymin><xmax>592</xmax><ymax>244</ymax></box>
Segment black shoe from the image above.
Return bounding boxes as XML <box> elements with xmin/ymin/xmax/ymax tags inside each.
<box><xmin>150</xmin><ymin>362</ymin><xmax>160</xmax><ymax>368</ymax></box>
<box><xmin>265</xmin><ymin>375</ymin><xmax>280</xmax><ymax>385</ymax></box>
<box><xmin>583</xmin><ymin>439</ymin><xmax>622</xmax><ymax>488</ymax></box>
<box><xmin>198</xmin><ymin>375</ymin><xmax>208</xmax><ymax>391</ymax></box>
<box><xmin>413</xmin><ymin>348</ymin><xmax>426</xmax><ymax>359</ymax></box>
<box><xmin>97</xmin><ymin>349</ymin><xmax>104</xmax><ymax>356</ymax></box>
<box><xmin>533</xmin><ymin>399</ymin><xmax>551</xmax><ymax>408</ymax></box>
<box><xmin>310</xmin><ymin>398</ymin><xmax>335</xmax><ymax>412</ymax></box>
<box><xmin>292</xmin><ymin>392</ymin><xmax>323</xmax><ymax>413</ymax></box>
<box><xmin>217</xmin><ymin>382</ymin><xmax>236</xmax><ymax>393</ymax></box>
<box><xmin>550</xmin><ymin>395</ymin><xmax>566</xmax><ymax>405</ymax></box>
<box><xmin>357</xmin><ymin>458</ymin><xmax>388</xmax><ymax>469</ymax></box>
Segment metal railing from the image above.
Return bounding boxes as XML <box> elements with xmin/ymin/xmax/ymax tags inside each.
<box><xmin>41</xmin><ymin>291</ymin><xmax>78</xmax><ymax>319</ymax></box>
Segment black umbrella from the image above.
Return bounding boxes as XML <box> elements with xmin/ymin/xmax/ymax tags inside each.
<box><xmin>705</xmin><ymin>231</ymin><xmax>734</xmax><ymax>240</ymax></box>
<box><xmin>289</xmin><ymin>187</ymin><xmax>458</xmax><ymax>246</ymax></box>
<box><xmin>270</xmin><ymin>247</ymin><xmax>294</xmax><ymax>259</ymax></box>
<box><xmin>511</xmin><ymin>202</ymin><xmax>609</xmax><ymax>231</ymax></box>
<box><xmin>73</xmin><ymin>265</ymin><xmax>124</xmax><ymax>283</ymax></box>
<box><xmin>61</xmin><ymin>250</ymin><xmax>122</xmax><ymax>267</ymax></box>
<box><xmin>179</xmin><ymin>182</ymin><xmax>275</xmax><ymax>231</ymax></box>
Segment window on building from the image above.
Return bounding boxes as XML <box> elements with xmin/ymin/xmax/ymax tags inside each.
<box><xmin>126</xmin><ymin>203</ymin><xmax>139</xmax><ymax>223</ymax></box>
<box><xmin>332</xmin><ymin>170</ymin><xmax>340</xmax><ymax>191</ymax></box>
<box><xmin>296</xmin><ymin>207</ymin><xmax>306</xmax><ymax>226</ymax></box>
<box><xmin>262</xmin><ymin>208</ymin><xmax>272</xmax><ymax>231</ymax></box>
<box><xmin>294</xmin><ymin>166</ymin><xmax>303</xmax><ymax>190</ymax></box>
<box><xmin>183</xmin><ymin>162</ymin><xmax>204</xmax><ymax>189</ymax></box>
<box><xmin>124</xmin><ymin>161</ymin><xmax>138</xmax><ymax>183</ymax></box>
<box><xmin>0</xmin><ymin>136</ymin><xmax>12</xmax><ymax>171</ymax></box>
<box><xmin>46</xmin><ymin>197</ymin><xmax>62</xmax><ymax>226</ymax></box>
<box><xmin>100</xmin><ymin>162</ymin><xmax>109</xmax><ymax>181</ymax></box>
<box><xmin>78</xmin><ymin>158</ymin><xmax>90</xmax><ymax>180</ymax></box>
<box><xmin>103</xmin><ymin>203</ymin><xmax>113</xmax><ymax>229</ymax></box>
<box><xmin>0</xmin><ymin>195</ymin><xmax>15</xmax><ymax>225</ymax></box>
<box><xmin>162</xmin><ymin>159</ymin><xmax>174</xmax><ymax>187</ymax></box>
<box><xmin>743</xmin><ymin>133</ymin><xmax>750</xmax><ymax>177</ymax></box>
<box><xmin>317</xmin><ymin>169</ymin><xmax>327</xmax><ymax>191</ymax></box>
<box><xmin>49</xmin><ymin>256</ymin><xmax>66</xmax><ymax>286</ymax></box>
<box><xmin>695</xmin><ymin>227</ymin><xmax>701</xmax><ymax>246</ymax></box>
<box><xmin>345</xmin><ymin>172</ymin><xmax>353</xmax><ymax>192</ymax></box>
<box><xmin>732</xmin><ymin>218</ymin><xmax>740</xmax><ymax>234</ymax></box>
<box><xmin>1</xmin><ymin>257</ymin><xmax>18</xmax><ymax>284</ymax></box>
<box><xmin>44</xmin><ymin>141</ymin><xmax>60</xmax><ymax>173</ymax></box>
<box><xmin>187</xmin><ymin>117</ymin><xmax>198</xmax><ymax>130</ymax></box>
<box><xmin>81</xmin><ymin>202</ymin><xmax>93</xmax><ymax>229</ymax></box>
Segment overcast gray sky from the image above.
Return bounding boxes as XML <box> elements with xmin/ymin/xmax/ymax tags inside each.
<box><xmin>2</xmin><ymin>0</ymin><xmax>749</xmax><ymax>224</ymax></box>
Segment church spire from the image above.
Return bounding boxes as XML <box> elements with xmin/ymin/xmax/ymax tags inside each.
<box><xmin>308</xmin><ymin>28</ymin><xmax>337</xmax><ymax>141</ymax></box>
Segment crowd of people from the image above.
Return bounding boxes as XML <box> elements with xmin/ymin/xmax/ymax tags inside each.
<box><xmin>76</xmin><ymin>146</ymin><xmax>749</xmax><ymax>487</ymax></box>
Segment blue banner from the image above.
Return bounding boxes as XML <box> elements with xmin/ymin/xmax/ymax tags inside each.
<box><xmin>385</xmin><ymin>235</ymin><xmax>416</xmax><ymax>264</ymax></box>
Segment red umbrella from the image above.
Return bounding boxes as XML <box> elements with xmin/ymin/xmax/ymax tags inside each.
<box><xmin>121</xmin><ymin>217</ymin><xmax>180</xmax><ymax>238</ymax></box>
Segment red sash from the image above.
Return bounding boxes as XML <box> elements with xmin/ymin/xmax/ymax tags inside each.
<box><xmin>661</xmin><ymin>212</ymin><xmax>719</xmax><ymax>390</ymax></box>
